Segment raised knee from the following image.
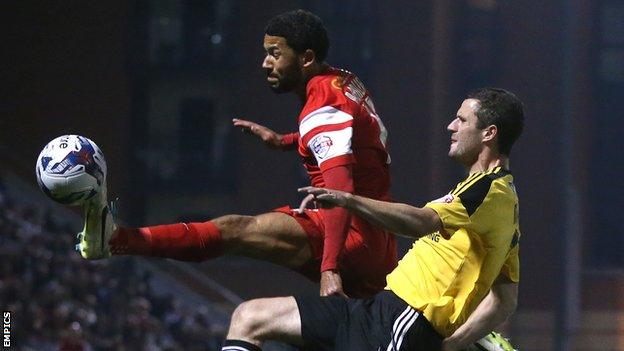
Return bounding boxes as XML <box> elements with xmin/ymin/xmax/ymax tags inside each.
<box><xmin>229</xmin><ymin>300</ymin><xmax>268</xmax><ymax>340</ymax></box>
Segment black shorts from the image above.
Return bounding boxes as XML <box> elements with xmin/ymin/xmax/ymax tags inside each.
<box><xmin>295</xmin><ymin>290</ymin><xmax>443</xmax><ymax>351</ymax></box>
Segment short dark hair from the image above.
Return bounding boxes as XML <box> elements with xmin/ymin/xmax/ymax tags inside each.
<box><xmin>468</xmin><ymin>87</ymin><xmax>524</xmax><ymax>155</ymax></box>
<box><xmin>265</xmin><ymin>9</ymin><xmax>330</xmax><ymax>62</ymax></box>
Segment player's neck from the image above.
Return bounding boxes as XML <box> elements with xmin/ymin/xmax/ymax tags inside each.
<box><xmin>467</xmin><ymin>152</ymin><xmax>509</xmax><ymax>174</ymax></box>
<box><xmin>295</xmin><ymin>62</ymin><xmax>330</xmax><ymax>101</ymax></box>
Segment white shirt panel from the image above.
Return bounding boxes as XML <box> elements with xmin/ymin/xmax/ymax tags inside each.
<box><xmin>299</xmin><ymin>106</ymin><xmax>354</xmax><ymax>139</ymax></box>
<box><xmin>306</xmin><ymin>128</ymin><xmax>353</xmax><ymax>167</ymax></box>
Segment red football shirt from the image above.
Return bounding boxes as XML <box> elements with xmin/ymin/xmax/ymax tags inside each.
<box><xmin>295</xmin><ymin>67</ymin><xmax>392</xmax><ymax>271</ymax></box>
<box><xmin>298</xmin><ymin>67</ymin><xmax>391</xmax><ymax>200</ymax></box>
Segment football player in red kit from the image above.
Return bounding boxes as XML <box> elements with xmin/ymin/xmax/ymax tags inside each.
<box><xmin>76</xmin><ymin>9</ymin><xmax>396</xmax><ymax>298</ymax></box>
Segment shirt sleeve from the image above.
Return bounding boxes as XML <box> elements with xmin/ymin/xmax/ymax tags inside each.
<box><xmin>424</xmin><ymin>194</ymin><xmax>471</xmax><ymax>235</ymax></box>
<box><xmin>280</xmin><ymin>132</ymin><xmax>299</xmax><ymax>151</ymax></box>
<box><xmin>425</xmin><ymin>176</ymin><xmax>513</xmax><ymax>236</ymax></box>
<box><xmin>299</xmin><ymin>106</ymin><xmax>356</xmax><ymax>171</ymax></box>
<box><xmin>499</xmin><ymin>244</ymin><xmax>520</xmax><ymax>282</ymax></box>
<box><xmin>319</xmin><ymin>164</ymin><xmax>354</xmax><ymax>272</ymax></box>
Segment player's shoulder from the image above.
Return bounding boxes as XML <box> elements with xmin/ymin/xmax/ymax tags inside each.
<box><xmin>302</xmin><ymin>68</ymin><xmax>356</xmax><ymax>117</ymax></box>
<box><xmin>454</xmin><ymin>167</ymin><xmax>514</xmax><ymax>216</ymax></box>
<box><xmin>307</xmin><ymin>67</ymin><xmax>354</xmax><ymax>94</ymax></box>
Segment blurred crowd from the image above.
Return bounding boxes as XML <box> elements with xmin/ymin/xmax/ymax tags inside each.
<box><xmin>0</xmin><ymin>180</ymin><xmax>227</xmax><ymax>350</ymax></box>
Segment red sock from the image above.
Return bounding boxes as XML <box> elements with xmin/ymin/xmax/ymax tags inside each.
<box><xmin>109</xmin><ymin>221</ymin><xmax>222</xmax><ymax>261</ymax></box>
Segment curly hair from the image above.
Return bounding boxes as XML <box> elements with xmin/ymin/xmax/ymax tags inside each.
<box><xmin>265</xmin><ymin>9</ymin><xmax>330</xmax><ymax>62</ymax></box>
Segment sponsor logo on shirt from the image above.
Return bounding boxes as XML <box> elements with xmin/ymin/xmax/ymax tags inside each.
<box><xmin>426</xmin><ymin>233</ymin><xmax>442</xmax><ymax>242</ymax></box>
<box><xmin>431</xmin><ymin>194</ymin><xmax>455</xmax><ymax>204</ymax></box>
<box><xmin>311</xmin><ymin>135</ymin><xmax>333</xmax><ymax>159</ymax></box>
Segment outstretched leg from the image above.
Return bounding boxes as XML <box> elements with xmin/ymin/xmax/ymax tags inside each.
<box><xmin>215</xmin><ymin>213</ymin><xmax>312</xmax><ymax>268</ymax></box>
<box><xmin>82</xmin><ymin>201</ymin><xmax>314</xmax><ymax>269</ymax></box>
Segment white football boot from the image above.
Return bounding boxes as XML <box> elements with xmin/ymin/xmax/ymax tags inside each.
<box><xmin>75</xmin><ymin>184</ymin><xmax>117</xmax><ymax>259</ymax></box>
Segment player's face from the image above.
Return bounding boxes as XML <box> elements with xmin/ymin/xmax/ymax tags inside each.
<box><xmin>447</xmin><ymin>99</ymin><xmax>485</xmax><ymax>164</ymax></box>
<box><xmin>262</xmin><ymin>35</ymin><xmax>303</xmax><ymax>93</ymax></box>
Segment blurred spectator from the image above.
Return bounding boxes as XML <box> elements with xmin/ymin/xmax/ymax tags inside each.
<box><xmin>0</xmin><ymin>185</ymin><xmax>226</xmax><ymax>350</ymax></box>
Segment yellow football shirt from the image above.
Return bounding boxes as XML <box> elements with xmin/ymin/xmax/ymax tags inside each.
<box><xmin>386</xmin><ymin>166</ymin><xmax>520</xmax><ymax>336</ymax></box>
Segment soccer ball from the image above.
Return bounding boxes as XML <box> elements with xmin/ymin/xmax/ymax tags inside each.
<box><xmin>36</xmin><ymin>135</ymin><xmax>107</xmax><ymax>205</ymax></box>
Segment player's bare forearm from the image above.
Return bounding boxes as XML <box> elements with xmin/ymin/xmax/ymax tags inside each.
<box><xmin>344</xmin><ymin>195</ymin><xmax>441</xmax><ymax>238</ymax></box>
<box><xmin>442</xmin><ymin>278</ymin><xmax>518</xmax><ymax>350</ymax></box>
<box><xmin>298</xmin><ymin>187</ymin><xmax>442</xmax><ymax>238</ymax></box>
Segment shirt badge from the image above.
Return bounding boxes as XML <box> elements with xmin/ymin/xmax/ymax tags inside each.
<box><xmin>431</xmin><ymin>194</ymin><xmax>455</xmax><ymax>204</ymax></box>
<box><xmin>311</xmin><ymin>135</ymin><xmax>333</xmax><ymax>159</ymax></box>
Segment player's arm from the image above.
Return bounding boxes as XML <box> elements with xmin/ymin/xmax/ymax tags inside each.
<box><xmin>318</xmin><ymin>165</ymin><xmax>354</xmax><ymax>297</ymax></box>
<box><xmin>232</xmin><ymin>118</ymin><xmax>298</xmax><ymax>150</ymax></box>
<box><xmin>441</xmin><ymin>275</ymin><xmax>519</xmax><ymax>351</ymax></box>
<box><xmin>299</xmin><ymin>188</ymin><xmax>441</xmax><ymax>238</ymax></box>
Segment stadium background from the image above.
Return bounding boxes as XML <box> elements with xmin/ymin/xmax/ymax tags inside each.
<box><xmin>2</xmin><ymin>0</ymin><xmax>623</xmax><ymax>350</ymax></box>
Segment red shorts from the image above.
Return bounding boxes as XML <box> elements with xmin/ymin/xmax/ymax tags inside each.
<box><xmin>272</xmin><ymin>206</ymin><xmax>398</xmax><ymax>298</ymax></box>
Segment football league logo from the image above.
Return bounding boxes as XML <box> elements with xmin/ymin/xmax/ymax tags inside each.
<box><xmin>311</xmin><ymin>135</ymin><xmax>333</xmax><ymax>159</ymax></box>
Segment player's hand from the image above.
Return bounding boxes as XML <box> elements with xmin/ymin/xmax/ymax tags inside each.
<box><xmin>297</xmin><ymin>187</ymin><xmax>350</xmax><ymax>213</ymax></box>
<box><xmin>233</xmin><ymin>118</ymin><xmax>283</xmax><ymax>149</ymax></box>
<box><xmin>320</xmin><ymin>270</ymin><xmax>348</xmax><ymax>297</ymax></box>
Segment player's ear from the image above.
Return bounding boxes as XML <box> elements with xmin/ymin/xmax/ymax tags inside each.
<box><xmin>482</xmin><ymin>124</ymin><xmax>498</xmax><ymax>143</ymax></box>
<box><xmin>300</xmin><ymin>49</ymin><xmax>316</xmax><ymax>68</ymax></box>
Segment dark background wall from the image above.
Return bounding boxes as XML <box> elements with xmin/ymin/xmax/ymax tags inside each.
<box><xmin>3</xmin><ymin>1</ymin><xmax>622</xmax><ymax>349</ymax></box>
<box><xmin>3</xmin><ymin>2</ymin><xmax>131</xmax><ymax>196</ymax></box>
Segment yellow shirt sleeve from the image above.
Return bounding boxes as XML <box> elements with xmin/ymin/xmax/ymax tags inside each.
<box><xmin>425</xmin><ymin>195</ymin><xmax>470</xmax><ymax>237</ymax></box>
<box><xmin>500</xmin><ymin>242</ymin><xmax>520</xmax><ymax>282</ymax></box>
